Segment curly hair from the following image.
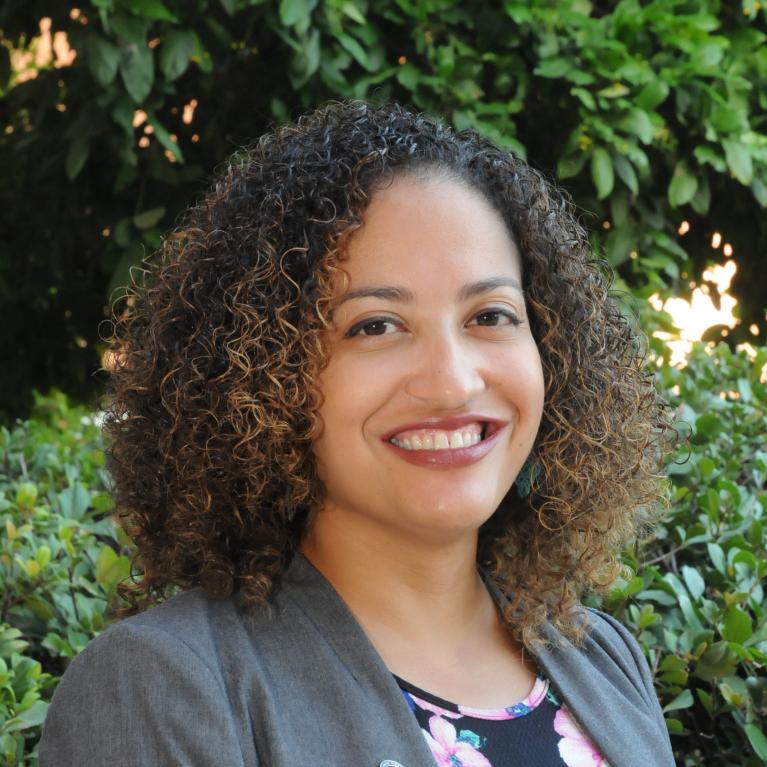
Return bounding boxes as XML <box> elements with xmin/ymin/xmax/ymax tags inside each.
<box><xmin>105</xmin><ymin>100</ymin><xmax>671</xmax><ymax>647</ymax></box>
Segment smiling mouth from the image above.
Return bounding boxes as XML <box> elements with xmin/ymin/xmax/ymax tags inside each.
<box><xmin>388</xmin><ymin>422</ymin><xmax>492</xmax><ymax>451</ymax></box>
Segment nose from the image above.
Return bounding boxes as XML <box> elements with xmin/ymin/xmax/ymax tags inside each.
<box><xmin>404</xmin><ymin>328</ymin><xmax>486</xmax><ymax>408</ymax></box>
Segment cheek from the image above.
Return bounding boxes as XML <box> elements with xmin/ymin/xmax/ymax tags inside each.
<box><xmin>494</xmin><ymin>344</ymin><xmax>544</xmax><ymax>407</ymax></box>
<box><xmin>318</xmin><ymin>351</ymin><xmax>399</xmax><ymax>419</ymax></box>
<box><xmin>314</xmin><ymin>358</ymin><xmax>384</xmax><ymax>457</ymax></box>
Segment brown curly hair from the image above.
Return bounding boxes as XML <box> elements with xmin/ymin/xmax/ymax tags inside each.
<box><xmin>105</xmin><ymin>100</ymin><xmax>670</xmax><ymax>647</ymax></box>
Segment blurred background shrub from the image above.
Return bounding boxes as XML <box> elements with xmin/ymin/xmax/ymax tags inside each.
<box><xmin>0</xmin><ymin>392</ymin><xmax>131</xmax><ymax>765</ymax></box>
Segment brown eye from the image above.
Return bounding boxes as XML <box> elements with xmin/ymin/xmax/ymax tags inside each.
<box><xmin>346</xmin><ymin>318</ymin><xmax>401</xmax><ymax>338</ymax></box>
<box><xmin>471</xmin><ymin>309</ymin><xmax>521</xmax><ymax>327</ymax></box>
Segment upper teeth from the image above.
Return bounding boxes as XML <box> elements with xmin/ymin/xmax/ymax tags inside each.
<box><xmin>390</xmin><ymin>427</ymin><xmax>483</xmax><ymax>451</ymax></box>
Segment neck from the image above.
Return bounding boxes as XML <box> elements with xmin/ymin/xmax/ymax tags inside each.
<box><xmin>299</xmin><ymin>507</ymin><xmax>493</xmax><ymax>646</ymax></box>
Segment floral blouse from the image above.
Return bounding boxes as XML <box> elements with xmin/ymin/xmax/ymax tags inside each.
<box><xmin>396</xmin><ymin>673</ymin><xmax>610</xmax><ymax>767</ymax></box>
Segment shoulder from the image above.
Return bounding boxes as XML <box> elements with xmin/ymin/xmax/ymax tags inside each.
<box><xmin>58</xmin><ymin>587</ymin><xmax>237</xmax><ymax>685</ymax></box>
<box><xmin>579</xmin><ymin>607</ymin><xmax>657</xmax><ymax>696</ymax></box>
<box><xmin>536</xmin><ymin>605</ymin><xmax>662</xmax><ymax>718</ymax></box>
<box><xmin>39</xmin><ymin>588</ymin><xmax>249</xmax><ymax>767</ymax></box>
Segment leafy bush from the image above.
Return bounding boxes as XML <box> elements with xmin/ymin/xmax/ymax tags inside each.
<box><xmin>1</xmin><ymin>343</ymin><xmax>765</xmax><ymax>764</ymax></box>
<box><xmin>607</xmin><ymin>342</ymin><xmax>767</xmax><ymax>766</ymax></box>
<box><xmin>0</xmin><ymin>392</ymin><xmax>129</xmax><ymax>766</ymax></box>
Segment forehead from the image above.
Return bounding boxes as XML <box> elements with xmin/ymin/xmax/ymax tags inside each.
<box><xmin>340</xmin><ymin>174</ymin><xmax>522</xmax><ymax>288</ymax></box>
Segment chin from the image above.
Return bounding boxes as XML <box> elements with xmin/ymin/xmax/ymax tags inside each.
<box><xmin>398</xmin><ymin>494</ymin><xmax>501</xmax><ymax>534</ymax></box>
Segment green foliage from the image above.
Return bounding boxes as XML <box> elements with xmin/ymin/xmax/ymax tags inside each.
<box><xmin>605</xmin><ymin>342</ymin><xmax>767</xmax><ymax>766</ymax></box>
<box><xmin>1</xmin><ymin>0</ymin><xmax>766</xmax><ymax>417</ymax></box>
<box><xmin>0</xmin><ymin>392</ymin><xmax>130</xmax><ymax>766</ymax></box>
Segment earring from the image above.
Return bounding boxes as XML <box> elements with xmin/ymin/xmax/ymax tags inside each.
<box><xmin>515</xmin><ymin>454</ymin><xmax>541</xmax><ymax>498</ymax></box>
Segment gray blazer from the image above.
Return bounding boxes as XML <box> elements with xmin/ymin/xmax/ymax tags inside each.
<box><xmin>39</xmin><ymin>553</ymin><xmax>675</xmax><ymax>766</ymax></box>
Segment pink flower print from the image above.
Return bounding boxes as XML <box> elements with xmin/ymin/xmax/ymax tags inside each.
<box><xmin>422</xmin><ymin>715</ymin><xmax>491</xmax><ymax>767</ymax></box>
<box><xmin>409</xmin><ymin>692</ymin><xmax>462</xmax><ymax>719</ymax></box>
<box><xmin>554</xmin><ymin>706</ymin><xmax>609</xmax><ymax>767</ymax></box>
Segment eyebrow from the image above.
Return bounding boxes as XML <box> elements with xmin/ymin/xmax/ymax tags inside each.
<box><xmin>335</xmin><ymin>277</ymin><xmax>524</xmax><ymax>308</ymax></box>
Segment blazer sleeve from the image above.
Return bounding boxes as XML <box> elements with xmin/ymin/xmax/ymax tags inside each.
<box><xmin>586</xmin><ymin>607</ymin><xmax>670</xmax><ymax>734</ymax></box>
<box><xmin>39</xmin><ymin>621</ymin><xmax>248</xmax><ymax>767</ymax></box>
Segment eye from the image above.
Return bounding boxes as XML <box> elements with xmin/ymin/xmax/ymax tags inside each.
<box><xmin>470</xmin><ymin>308</ymin><xmax>522</xmax><ymax>327</ymax></box>
<box><xmin>346</xmin><ymin>317</ymin><xmax>401</xmax><ymax>338</ymax></box>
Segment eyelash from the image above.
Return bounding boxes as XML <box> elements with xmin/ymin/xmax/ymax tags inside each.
<box><xmin>345</xmin><ymin>309</ymin><xmax>522</xmax><ymax>338</ymax></box>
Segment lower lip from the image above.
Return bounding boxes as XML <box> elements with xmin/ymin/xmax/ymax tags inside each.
<box><xmin>383</xmin><ymin>426</ymin><xmax>506</xmax><ymax>468</ymax></box>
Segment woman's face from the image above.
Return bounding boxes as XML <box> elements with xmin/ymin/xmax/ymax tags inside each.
<box><xmin>311</xmin><ymin>173</ymin><xmax>545</xmax><ymax>544</ymax></box>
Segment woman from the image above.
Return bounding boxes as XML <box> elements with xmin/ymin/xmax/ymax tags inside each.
<box><xmin>40</xmin><ymin>101</ymin><xmax>675</xmax><ymax>766</ymax></box>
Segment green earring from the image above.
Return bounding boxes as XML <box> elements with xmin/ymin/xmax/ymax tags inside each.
<box><xmin>515</xmin><ymin>454</ymin><xmax>541</xmax><ymax>498</ymax></box>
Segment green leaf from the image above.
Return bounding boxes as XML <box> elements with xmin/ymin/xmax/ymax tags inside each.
<box><xmin>751</xmin><ymin>177</ymin><xmax>767</xmax><ymax>207</ymax></box>
<box><xmin>662</xmin><ymin>689</ymin><xmax>693</xmax><ymax>713</ymax></box>
<box><xmin>635</xmin><ymin>80</ymin><xmax>669</xmax><ymax>110</ymax></box>
<box><xmin>86</xmin><ymin>34</ymin><xmax>121</xmax><ymax>86</ymax></box>
<box><xmin>133</xmin><ymin>206</ymin><xmax>166</xmax><ymax>229</ymax></box>
<box><xmin>0</xmin><ymin>627</ymin><xmax>28</xmax><ymax>658</ymax></box>
<box><xmin>597</xmin><ymin>82</ymin><xmax>630</xmax><ymax>99</ymax></box>
<box><xmin>668</xmin><ymin>163</ymin><xmax>698</xmax><ymax>207</ymax></box>
<box><xmin>534</xmin><ymin>58</ymin><xmax>570</xmax><ymax>78</ymax></box>
<box><xmin>721</xmin><ymin>606</ymin><xmax>751</xmax><ymax>644</ymax></box>
<box><xmin>745</xmin><ymin>724</ymin><xmax>767</xmax><ymax>760</ymax></box>
<box><xmin>125</xmin><ymin>0</ymin><xmax>178</xmax><ymax>21</ymax></box>
<box><xmin>557</xmin><ymin>152</ymin><xmax>587</xmax><ymax>180</ymax></box>
<box><xmin>35</xmin><ymin>545</ymin><xmax>51</xmax><ymax>569</ymax></box>
<box><xmin>612</xmin><ymin>154</ymin><xmax>638</xmax><ymax>195</ymax></box>
<box><xmin>571</xmin><ymin>87</ymin><xmax>595</xmax><ymax>111</ymax></box>
<box><xmin>341</xmin><ymin>2</ymin><xmax>366</xmax><ymax>24</ymax></box>
<box><xmin>665</xmin><ymin>718</ymin><xmax>684</xmax><ymax>734</ymax></box>
<box><xmin>605</xmin><ymin>225</ymin><xmax>635</xmax><ymax>266</ymax></box>
<box><xmin>280</xmin><ymin>0</ymin><xmax>315</xmax><ymax>26</ymax></box>
<box><xmin>160</xmin><ymin>29</ymin><xmax>197</xmax><ymax>81</ymax></box>
<box><xmin>397</xmin><ymin>62</ymin><xmax>421</xmax><ymax>91</ymax></box>
<box><xmin>591</xmin><ymin>148</ymin><xmax>614</xmax><ymax>199</ymax></box>
<box><xmin>696</xmin><ymin>688</ymin><xmax>713</xmax><ymax>715</ymax></box>
<box><xmin>24</xmin><ymin>595</ymin><xmax>55</xmax><ymax>621</ymax></box>
<box><xmin>95</xmin><ymin>546</ymin><xmax>131</xmax><ymax>589</ymax></box>
<box><xmin>690</xmin><ymin>177</ymin><xmax>711</xmax><ymax>215</ymax></box>
<box><xmin>681</xmin><ymin>565</ymin><xmax>705</xmax><ymax>600</ymax></box>
<box><xmin>719</xmin><ymin>675</ymin><xmax>748</xmax><ymax>705</ymax></box>
<box><xmin>2</xmin><ymin>701</ymin><xmax>49</xmax><ymax>733</ymax></box>
<box><xmin>120</xmin><ymin>43</ymin><xmax>154</xmax><ymax>102</ymax></box>
<box><xmin>298</xmin><ymin>29</ymin><xmax>321</xmax><ymax>83</ymax></box>
<box><xmin>663</xmin><ymin>572</ymin><xmax>703</xmax><ymax>632</ymax></box>
<box><xmin>709</xmin><ymin>104</ymin><xmax>745</xmax><ymax>134</ymax></box>
<box><xmin>337</xmin><ymin>33</ymin><xmax>373</xmax><ymax>71</ymax></box>
<box><xmin>111</xmin><ymin>14</ymin><xmax>150</xmax><ymax>44</ymax></box>
<box><xmin>57</xmin><ymin>482</ymin><xmax>91</xmax><ymax>520</ymax></box>
<box><xmin>695</xmin><ymin>412</ymin><xmax>723</xmax><ymax>439</ymax></box>
<box><xmin>697</xmin><ymin>456</ymin><xmax>715</xmax><ymax>479</ymax></box>
<box><xmin>15</xmin><ymin>482</ymin><xmax>38</xmax><ymax>509</ymax></box>
<box><xmin>723</xmin><ymin>140</ymin><xmax>753</xmax><ymax>184</ymax></box>
<box><xmin>621</xmin><ymin>109</ymin><xmax>653</xmax><ymax>145</ymax></box>
<box><xmin>694</xmin><ymin>145</ymin><xmax>726</xmax><ymax>173</ymax></box>
<box><xmin>693</xmin><ymin>641</ymin><xmax>738</xmax><ymax>681</ymax></box>
<box><xmin>707</xmin><ymin>542</ymin><xmax>726</xmax><ymax>574</ymax></box>
<box><xmin>65</xmin><ymin>136</ymin><xmax>91</xmax><ymax>181</ymax></box>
